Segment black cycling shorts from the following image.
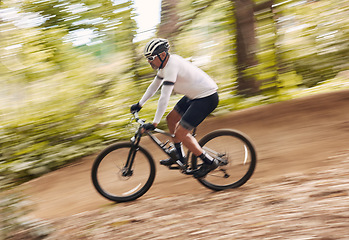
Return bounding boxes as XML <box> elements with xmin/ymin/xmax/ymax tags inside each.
<box><xmin>174</xmin><ymin>92</ymin><xmax>219</xmax><ymax>130</ymax></box>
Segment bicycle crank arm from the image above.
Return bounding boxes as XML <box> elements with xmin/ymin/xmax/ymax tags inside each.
<box><xmin>168</xmin><ymin>164</ymin><xmax>186</xmax><ymax>171</ymax></box>
<box><xmin>182</xmin><ymin>169</ymin><xmax>196</xmax><ymax>175</ymax></box>
<box><xmin>168</xmin><ymin>165</ymin><xmax>195</xmax><ymax>175</ymax></box>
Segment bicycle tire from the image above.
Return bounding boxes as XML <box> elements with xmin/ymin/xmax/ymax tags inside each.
<box><xmin>91</xmin><ymin>142</ymin><xmax>156</xmax><ymax>202</ymax></box>
<box><xmin>192</xmin><ymin>129</ymin><xmax>256</xmax><ymax>191</ymax></box>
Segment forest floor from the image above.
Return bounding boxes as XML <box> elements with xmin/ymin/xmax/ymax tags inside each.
<box><xmin>16</xmin><ymin>89</ymin><xmax>349</xmax><ymax>239</ymax></box>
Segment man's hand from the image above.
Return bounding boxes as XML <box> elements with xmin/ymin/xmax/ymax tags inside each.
<box><xmin>142</xmin><ymin>123</ymin><xmax>156</xmax><ymax>131</ymax></box>
<box><xmin>130</xmin><ymin>103</ymin><xmax>142</xmax><ymax>113</ymax></box>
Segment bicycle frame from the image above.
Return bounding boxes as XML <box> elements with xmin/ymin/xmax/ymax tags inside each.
<box><xmin>127</xmin><ymin>112</ymin><xmax>196</xmax><ymax>174</ymax></box>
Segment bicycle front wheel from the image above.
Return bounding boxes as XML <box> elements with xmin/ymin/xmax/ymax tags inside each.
<box><xmin>91</xmin><ymin>142</ymin><xmax>155</xmax><ymax>202</ymax></box>
<box><xmin>193</xmin><ymin>129</ymin><xmax>256</xmax><ymax>191</ymax></box>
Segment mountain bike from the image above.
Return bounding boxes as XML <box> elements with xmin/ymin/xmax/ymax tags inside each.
<box><xmin>91</xmin><ymin>112</ymin><xmax>257</xmax><ymax>202</ymax></box>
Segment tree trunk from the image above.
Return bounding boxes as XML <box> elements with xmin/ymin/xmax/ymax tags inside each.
<box><xmin>158</xmin><ymin>0</ymin><xmax>180</xmax><ymax>40</ymax></box>
<box><xmin>233</xmin><ymin>0</ymin><xmax>259</xmax><ymax>96</ymax></box>
<box><xmin>233</xmin><ymin>0</ymin><xmax>275</xmax><ymax>96</ymax></box>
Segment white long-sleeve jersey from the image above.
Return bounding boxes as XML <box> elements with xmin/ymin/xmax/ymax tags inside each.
<box><xmin>139</xmin><ymin>54</ymin><xmax>218</xmax><ymax>124</ymax></box>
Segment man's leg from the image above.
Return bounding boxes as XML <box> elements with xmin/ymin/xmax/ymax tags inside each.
<box><xmin>159</xmin><ymin>109</ymin><xmax>186</xmax><ymax>166</ymax></box>
<box><xmin>163</xmin><ymin>93</ymin><xmax>219</xmax><ymax>176</ymax></box>
<box><xmin>167</xmin><ymin>109</ymin><xmax>208</xmax><ymax>158</ymax></box>
<box><xmin>172</xmin><ymin>124</ymin><xmax>203</xmax><ymax>156</ymax></box>
<box><xmin>165</xmin><ymin>109</ymin><xmax>218</xmax><ymax>177</ymax></box>
<box><xmin>166</xmin><ymin>109</ymin><xmax>181</xmax><ymax>142</ymax></box>
<box><xmin>174</xmin><ymin>123</ymin><xmax>218</xmax><ymax>178</ymax></box>
<box><xmin>174</xmin><ymin>93</ymin><xmax>219</xmax><ymax>177</ymax></box>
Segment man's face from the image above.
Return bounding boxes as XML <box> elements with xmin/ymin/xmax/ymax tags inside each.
<box><xmin>147</xmin><ymin>52</ymin><xmax>166</xmax><ymax>70</ymax></box>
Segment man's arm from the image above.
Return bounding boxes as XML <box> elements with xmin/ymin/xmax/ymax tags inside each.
<box><xmin>153</xmin><ymin>83</ymin><xmax>174</xmax><ymax>124</ymax></box>
<box><xmin>139</xmin><ymin>76</ymin><xmax>163</xmax><ymax>106</ymax></box>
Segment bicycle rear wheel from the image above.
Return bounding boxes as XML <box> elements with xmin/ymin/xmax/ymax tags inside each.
<box><xmin>91</xmin><ymin>142</ymin><xmax>155</xmax><ymax>202</ymax></box>
<box><xmin>192</xmin><ymin>129</ymin><xmax>256</xmax><ymax>191</ymax></box>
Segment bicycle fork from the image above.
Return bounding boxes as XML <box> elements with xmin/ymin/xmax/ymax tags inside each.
<box><xmin>123</xmin><ymin>133</ymin><xmax>142</xmax><ymax>177</ymax></box>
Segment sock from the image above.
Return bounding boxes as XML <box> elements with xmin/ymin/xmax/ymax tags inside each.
<box><xmin>174</xmin><ymin>142</ymin><xmax>185</xmax><ymax>161</ymax></box>
<box><xmin>199</xmin><ymin>151</ymin><xmax>214</xmax><ymax>164</ymax></box>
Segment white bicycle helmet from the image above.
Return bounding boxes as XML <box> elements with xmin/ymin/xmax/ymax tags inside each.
<box><xmin>144</xmin><ymin>38</ymin><xmax>170</xmax><ymax>57</ymax></box>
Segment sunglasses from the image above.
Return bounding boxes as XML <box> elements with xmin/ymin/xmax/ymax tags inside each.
<box><xmin>147</xmin><ymin>55</ymin><xmax>157</xmax><ymax>61</ymax></box>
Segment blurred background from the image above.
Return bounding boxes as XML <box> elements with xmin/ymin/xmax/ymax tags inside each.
<box><xmin>1</xmin><ymin>0</ymin><xmax>349</xmax><ymax>238</ymax></box>
<box><xmin>0</xmin><ymin>0</ymin><xmax>348</xmax><ymax>184</ymax></box>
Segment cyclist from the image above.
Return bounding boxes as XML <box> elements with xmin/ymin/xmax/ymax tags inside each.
<box><xmin>130</xmin><ymin>38</ymin><xmax>219</xmax><ymax>178</ymax></box>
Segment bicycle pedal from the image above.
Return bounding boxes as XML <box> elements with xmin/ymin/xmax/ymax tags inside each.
<box><xmin>168</xmin><ymin>166</ymin><xmax>180</xmax><ymax>170</ymax></box>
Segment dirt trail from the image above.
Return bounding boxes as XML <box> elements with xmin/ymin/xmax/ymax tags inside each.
<box><xmin>25</xmin><ymin>89</ymin><xmax>349</xmax><ymax>221</ymax></box>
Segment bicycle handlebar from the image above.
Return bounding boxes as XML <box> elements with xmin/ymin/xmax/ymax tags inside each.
<box><xmin>131</xmin><ymin>111</ymin><xmax>144</xmax><ymax>125</ymax></box>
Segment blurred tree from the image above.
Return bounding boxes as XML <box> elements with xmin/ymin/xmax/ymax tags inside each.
<box><xmin>0</xmin><ymin>0</ymin><xmax>140</xmax><ymax>90</ymax></box>
<box><xmin>112</xmin><ymin>1</ymin><xmax>140</xmax><ymax>80</ymax></box>
<box><xmin>158</xmin><ymin>0</ymin><xmax>180</xmax><ymax>41</ymax></box>
<box><xmin>172</xmin><ymin>0</ymin><xmax>349</xmax><ymax>96</ymax></box>
<box><xmin>170</xmin><ymin>0</ymin><xmax>276</xmax><ymax>96</ymax></box>
<box><xmin>234</xmin><ymin>0</ymin><xmax>261</xmax><ymax>96</ymax></box>
<box><xmin>20</xmin><ymin>0</ymin><xmax>137</xmax><ymax>54</ymax></box>
<box><xmin>279</xmin><ymin>0</ymin><xmax>349</xmax><ymax>87</ymax></box>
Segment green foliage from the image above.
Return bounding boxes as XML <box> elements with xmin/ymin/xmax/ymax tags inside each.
<box><xmin>0</xmin><ymin>0</ymin><xmax>139</xmax><ymax>181</ymax></box>
<box><xmin>0</xmin><ymin>61</ymin><xmax>143</xmax><ymax>181</ymax></box>
<box><xmin>177</xmin><ymin>0</ymin><xmax>349</xmax><ymax>96</ymax></box>
<box><xmin>275</xmin><ymin>0</ymin><xmax>349</xmax><ymax>86</ymax></box>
